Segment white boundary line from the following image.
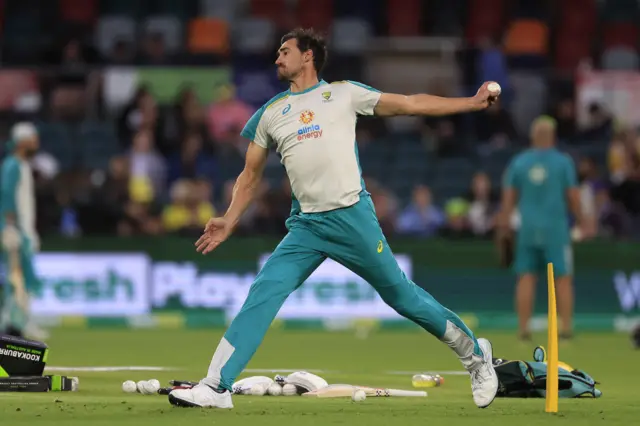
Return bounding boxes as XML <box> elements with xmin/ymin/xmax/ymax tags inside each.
<box><xmin>45</xmin><ymin>366</ymin><xmax>180</xmax><ymax>372</ymax></box>
<box><xmin>385</xmin><ymin>370</ymin><xmax>469</xmax><ymax>376</ymax></box>
<box><xmin>245</xmin><ymin>368</ymin><xmax>469</xmax><ymax>376</ymax></box>
<box><xmin>42</xmin><ymin>366</ymin><xmax>469</xmax><ymax>375</ymax></box>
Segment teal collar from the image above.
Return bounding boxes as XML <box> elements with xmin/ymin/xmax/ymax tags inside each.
<box><xmin>288</xmin><ymin>80</ymin><xmax>327</xmax><ymax>96</ymax></box>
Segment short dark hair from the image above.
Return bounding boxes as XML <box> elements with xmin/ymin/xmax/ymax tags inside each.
<box><xmin>281</xmin><ymin>28</ymin><xmax>328</xmax><ymax>74</ymax></box>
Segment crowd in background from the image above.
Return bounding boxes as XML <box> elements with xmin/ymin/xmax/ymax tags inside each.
<box><xmin>26</xmin><ymin>74</ymin><xmax>640</xmax><ymax>241</ymax></box>
<box><xmin>1</xmin><ymin>1</ymin><xmax>638</xmax><ymax>241</ymax></box>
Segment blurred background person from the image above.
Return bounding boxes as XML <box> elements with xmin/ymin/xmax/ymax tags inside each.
<box><xmin>499</xmin><ymin>117</ymin><xmax>592</xmax><ymax>341</ymax></box>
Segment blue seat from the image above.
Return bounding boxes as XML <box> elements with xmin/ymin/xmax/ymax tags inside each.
<box><xmin>78</xmin><ymin>121</ymin><xmax>120</xmax><ymax>171</ymax></box>
<box><xmin>36</xmin><ymin>122</ymin><xmax>75</xmax><ymax>171</ymax></box>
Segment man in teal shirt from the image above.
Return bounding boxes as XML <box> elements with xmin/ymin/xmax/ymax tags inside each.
<box><xmin>500</xmin><ymin>116</ymin><xmax>592</xmax><ymax>340</ymax></box>
<box><xmin>0</xmin><ymin>122</ymin><xmax>47</xmax><ymax>340</ymax></box>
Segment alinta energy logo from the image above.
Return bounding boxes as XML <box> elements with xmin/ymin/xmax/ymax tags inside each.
<box><xmin>297</xmin><ymin>109</ymin><xmax>323</xmax><ymax>141</ymax></box>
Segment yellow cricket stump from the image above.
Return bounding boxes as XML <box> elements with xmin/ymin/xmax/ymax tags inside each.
<box><xmin>545</xmin><ymin>262</ymin><xmax>559</xmax><ymax>413</ymax></box>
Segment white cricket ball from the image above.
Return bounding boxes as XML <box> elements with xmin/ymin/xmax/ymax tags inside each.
<box><xmin>137</xmin><ymin>380</ymin><xmax>155</xmax><ymax>395</ymax></box>
<box><xmin>122</xmin><ymin>380</ymin><xmax>137</xmax><ymax>393</ymax></box>
<box><xmin>147</xmin><ymin>379</ymin><xmax>161</xmax><ymax>393</ymax></box>
<box><xmin>352</xmin><ymin>389</ymin><xmax>366</xmax><ymax>402</ymax></box>
<box><xmin>487</xmin><ymin>82</ymin><xmax>501</xmax><ymax>95</ymax></box>
<box><xmin>282</xmin><ymin>383</ymin><xmax>298</xmax><ymax>396</ymax></box>
<box><xmin>267</xmin><ymin>383</ymin><xmax>283</xmax><ymax>396</ymax></box>
<box><xmin>250</xmin><ymin>383</ymin><xmax>267</xmax><ymax>396</ymax></box>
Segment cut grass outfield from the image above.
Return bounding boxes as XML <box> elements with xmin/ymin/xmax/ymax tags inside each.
<box><xmin>1</xmin><ymin>329</ymin><xmax>638</xmax><ymax>425</ymax></box>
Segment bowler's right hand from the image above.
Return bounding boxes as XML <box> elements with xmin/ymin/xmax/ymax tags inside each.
<box><xmin>195</xmin><ymin>217</ymin><xmax>232</xmax><ymax>254</ymax></box>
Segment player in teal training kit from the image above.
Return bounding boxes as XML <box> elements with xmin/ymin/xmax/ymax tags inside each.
<box><xmin>500</xmin><ymin>116</ymin><xmax>591</xmax><ymax>341</ymax></box>
<box><xmin>170</xmin><ymin>28</ymin><xmax>501</xmax><ymax>409</ymax></box>
<box><xmin>0</xmin><ymin>122</ymin><xmax>47</xmax><ymax>340</ymax></box>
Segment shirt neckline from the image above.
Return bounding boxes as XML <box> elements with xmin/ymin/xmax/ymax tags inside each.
<box><xmin>287</xmin><ymin>80</ymin><xmax>327</xmax><ymax>96</ymax></box>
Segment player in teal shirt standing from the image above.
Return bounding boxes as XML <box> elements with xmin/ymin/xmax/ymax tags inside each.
<box><xmin>0</xmin><ymin>122</ymin><xmax>47</xmax><ymax>341</ymax></box>
<box><xmin>500</xmin><ymin>116</ymin><xmax>592</xmax><ymax>341</ymax></box>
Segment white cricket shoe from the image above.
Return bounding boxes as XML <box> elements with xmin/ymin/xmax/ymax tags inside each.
<box><xmin>469</xmin><ymin>338</ymin><xmax>499</xmax><ymax>408</ymax></box>
<box><xmin>168</xmin><ymin>383</ymin><xmax>234</xmax><ymax>408</ymax></box>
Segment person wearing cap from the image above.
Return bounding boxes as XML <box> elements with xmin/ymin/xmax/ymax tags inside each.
<box><xmin>499</xmin><ymin>116</ymin><xmax>594</xmax><ymax>342</ymax></box>
<box><xmin>0</xmin><ymin>122</ymin><xmax>47</xmax><ymax>340</ymax></box>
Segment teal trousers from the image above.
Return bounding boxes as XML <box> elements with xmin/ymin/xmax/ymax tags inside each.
<box><xmin>207</xmin><ymin>195</ymin><xmax>482</xmax><ymax>390</ymax></box>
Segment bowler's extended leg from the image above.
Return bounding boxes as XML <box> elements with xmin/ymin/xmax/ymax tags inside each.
<box><xmin>322</xmin><ymin>197</ymin><xmax>498</xmax><ymax>408</ymax></box>
<box><xmin>169</xmin><ymin>226</ymin><xmax>326</xmax><ymax>408</ymax></box>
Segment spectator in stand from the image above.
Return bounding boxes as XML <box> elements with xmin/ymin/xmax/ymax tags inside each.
<box><xmin>609</xmin><ymin>129</ymin><xmax>640</xmax><ymax>237</ymax></box>
<box><xmin>138</xmin><ymin>33</ymin><xmax>171</xmax><ymax>65</ymax></box>
<box><xmin>395</xmin><ymin>184</ymin><xmax>445</xmax><ymax>237</ymax></box>
<box><xmin>128</xmin><ymin>129</ymin><xmax>167</xmax><ymax>199</ymax></box>
<box><xmin>466</xmin><ymin>172</ymin><xmax>499</xmax><ymax>238</ymax></box>
<box><xmin>166</xmin><ymin>132</ymin><xmax>218</xmax><ymax>188</ymax></box>
<box><xmin>580</xmin><ymin>102</ymin><xmax>613</xmax><ymax>141</ymax></box>
<box><xmin>120</xmin><ymin>174</ymin><xmax>163</xmax><ymax>236</ymax></box>
<box><xmin>551</xmin><ymin>98</ymin><xmax>577</xmax><ymax>143</ymax></box>
<box><xmin>577</xmin><ymin>156</ymin><xmax>607</xmax><ymax>236</ymax></box>
<box><xmin>162</xmin><ymin>179</ymin><xmax>216</xmax><ymax>236</ymax></box>
<box><xmin>440</xmin><ymin>197</ymin><xmax>473</xmax><ymax>238</ymax></box>
<box><xmin>117</xmin><ymin>86</ymin><xmax>160</xmax><ymax>148</ymax></box>
<box><xmin>172</xmin><ymin>86</ymin><xmax>209</xmax><ymax>145</ymax></box>
<box><xmin>474</xmin><ymin>98</ymin><xmax>517</xmax><ymax>151</ymax></box>
<box><xmin>207</xmin><ymin>83</ymin><xmax>253</xmax><ymax>152</ymax></box>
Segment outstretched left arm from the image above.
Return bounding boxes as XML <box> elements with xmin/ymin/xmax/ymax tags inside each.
<box><xmin>373</xmin><ymin>82</ymin><xmax>499</xmax><ymax>117</ymax></box>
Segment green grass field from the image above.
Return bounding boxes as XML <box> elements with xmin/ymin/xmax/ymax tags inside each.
<box><xmin>0</xmin><ymin>329</ymin><xmax>638</xmax><ymax>425</ymax></box>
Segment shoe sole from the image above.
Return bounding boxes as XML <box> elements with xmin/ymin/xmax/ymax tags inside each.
<box><xmin>477</xmin><ymin>339</ymin><xmax>498</xmax><ymax>409</ymax></box>
<box><xmin>168</xmin><ymin>392</ymin><xmax>234</xmax><ymax>409</ymax></box>
<box><xmin>168</xmin><ymin>393</ymin><xmax>204</xmax><ymax>408</ymax></box>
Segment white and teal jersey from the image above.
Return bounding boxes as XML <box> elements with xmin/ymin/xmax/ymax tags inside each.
<box><xmin>241</xmin><ymin>80</ymin><xmax>382</xmax><ymax>214</ymax></box>
<box><xmin>0</xmin><ymin>155</ymin><xmax>36</xmax><ymax>240</ymax></box>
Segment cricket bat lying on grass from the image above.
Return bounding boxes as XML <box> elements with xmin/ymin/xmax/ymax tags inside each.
<box><xmin>302</xmin><ymin>384</ymin><xmax>427</xmax><ymax>398</ymax></box>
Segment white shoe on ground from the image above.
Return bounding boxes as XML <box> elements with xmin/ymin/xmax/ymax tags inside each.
<box><xmin>168</xmin><ymin>383</ymin><xmax>234</xmax><ymax>408</ymax></box>
<box><xmin>469</xmin><ymin>337</ymin><xmax>499</xmax><ymax>408</ymax></box>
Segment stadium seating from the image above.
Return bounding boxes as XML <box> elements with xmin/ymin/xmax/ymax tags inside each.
<box><xmin>602</xmin><ymin>22</ymin><xmax>639</xmax><ymax>49</ymax></box>
<box><xmin>0</xmin><ymin>0</ymin><xmax>634</xmax><ymax>208</ymax></box>
<box><xmin>187</xmin><ymin>17</ymin><xmax>230</xmax><ymax>54</ymax></box>
<box><xmin>465</xmin><ymin>0</ymin><xmax>505</xmax><ymax>44</ymax></box>
<box><xmin>250</xmin><ymin>0</ymin><xmax>290</xmax><ymax>30</ymax></box>
<box><xmin>78</xmin><ymin>121</ymin><xmax>120</xmax><ymax>171</ymax></box>
<box><xmin>37</xmin><ymin>122</ymin><xmax>75</xmax><ymax>171</ymax></box>
<box><xmin>148</xmin><ymin>0</ymin><xmax>197</xmax><ymax>21</ymax></box>
<box><xmin>233</xmin><ymin>18</ymin><xmax>276</xmax><ymax>54</ymax></box>
<box><xmin>99</xmin><ymin>0</ymin><xmax>144</xmax><ymax>19</ymax></box>
<box><xmin>295</xmin><ymin>0</ymin><xmax>333</xmax><ymax>32</ymax></box>
<box><xmin>59</xmin><ymin>0</ymin><xmax>97</xmax><ymax>25</ymax></box>
<box><xmin>142</xmin><ymin>16</ymin><xmax>183</xmax><ymax>54</ymax></box>
<box><xmin>600</xmin><ymin>0</ymin><xmax>639</xmax><ymax>23</ymax></box>
<box><xmin>602</xmin><ymin>47</ymin><xmax>639</xmax><ymax>70</ymax></box>
<box><xmin>95</xmin><ymin>16</ymin><xmax>136</xmax><ymax>57</ymax></box>
<box><xmin>503</xmin><ymin>19</ymin><xmax>548</xmax><ymax>56</ymax></box>
<box><xmin>386</xmin><ymin>0</ymin><xmax>421</xmax><ymax>37</ymax></box>
<box><xmin>330</xmin><ymin>18</ymin><xmax>373</xmax><ymax>54</ymax></box>
<box><xmin>200</xmin><ymin>0</ymin><xmax>238</xmax><ymax>22</ymax></box>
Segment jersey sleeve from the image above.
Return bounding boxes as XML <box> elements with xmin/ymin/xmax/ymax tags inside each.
<box><xmin>346</xmin><ymin>80</ymin><xmax>382</xmax><ymax>116</ymax></box>
<box><xmin>240</xmin><ymin>105</ymin><xmax>272</xmax><ymax>149</ymax></box>
<box><xmin>0</xmin><ymin>159</ymin><xmax>20</xmax><ymax>215</ymax></box>
<box><xmin>563</xmin><ymin>155</ymin><xmax>579</xmax><ymax>189</ymax></box>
